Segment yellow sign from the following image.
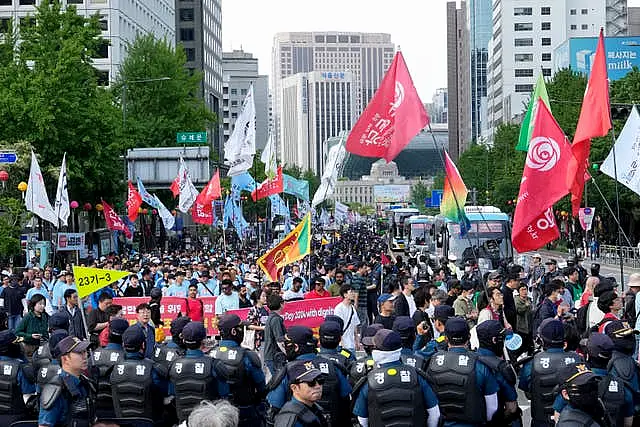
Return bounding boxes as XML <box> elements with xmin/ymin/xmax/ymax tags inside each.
<box><xmin>72</xmin><ymin>266</ymin><xmax>130</xmax><ymax>298</ymax></box>
<box><xmin>321</xmin><ymin>237</ymin><xmax>329</xmax><ymax>246</ymax></box>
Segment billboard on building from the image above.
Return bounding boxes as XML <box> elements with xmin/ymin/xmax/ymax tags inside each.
<box><xmin>374</xmin><ymin>184</ymin><xmax>412</xmax><ymax>203</ymax></box>
<box><xmin>554</xmin><ymin>36</ymin><xmax>640</xmax><ymax>81</ymax></box>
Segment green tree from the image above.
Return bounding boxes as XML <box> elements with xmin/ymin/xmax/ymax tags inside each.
<box><xmin>457</xmin><ymin>143</ymin><xmax>492</xmax><ymax>201</ymax></box>
<box><xmin>0</xmin><ymin>197</ymin><xmax>25</xmax><ymax>260</ymax></box>
<box><xmin>410</xmin><ymin>181</ymin><xmax>430</xmax><ymax>212</ymax></box>
<box><xmin>113</xmin><ymin>34</ymin><xmax>215</xmax><ymax>150</ymax></box>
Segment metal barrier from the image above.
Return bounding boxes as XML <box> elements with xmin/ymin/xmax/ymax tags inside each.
<box><xmin>597</xmin><ymin>245</ymin><xmax>640</xmax><ymax>268</ymax></box>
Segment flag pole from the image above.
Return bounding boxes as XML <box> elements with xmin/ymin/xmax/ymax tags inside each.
<box><xmin>588</xmin><ymin>175</ymin><xmax>633</xmax><ymax>246</ymax></box>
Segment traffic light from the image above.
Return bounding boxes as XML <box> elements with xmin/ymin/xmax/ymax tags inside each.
<box><xmin>611</xmin><ymin>106</ymin><xmax>630</xmax><ymax>121</ymax></box>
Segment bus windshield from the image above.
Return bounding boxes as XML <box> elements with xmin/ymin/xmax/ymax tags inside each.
<box><xmin>447</xmin><ymin>221</ymin><xmax>508</xmax><ymax>261</ymax></box>
<box><xmin>410</xmin><ymin>223</ymin><xmax>430</xmax><ymax>245</ymax></box>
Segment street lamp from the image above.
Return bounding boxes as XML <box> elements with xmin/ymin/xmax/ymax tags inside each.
<box><xmin>122</xmin><ymin>76</ymin><xmax>171</xmax><ymax>127</ymax></box>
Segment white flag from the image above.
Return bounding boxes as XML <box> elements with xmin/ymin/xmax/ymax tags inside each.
<box><xmin>177</xmin><ymin>158</ymin><xmax>199</xmax><ymax>213</ymax></box>
<box><xmin>334</xmin><ymin>201</ymin><xmax>349</xmax><ymax>224</ymax></box>
<box><xmin>154</xmin><ymin>194</ymin><xmax>175</xmax><ymax>230</ymax></box>
<box><xmin>54</xmin><ymin>153</ymin><xmax>70</xmax><ymax>227</ymax></box>
<box><xmin>224</xmin><ymin>84</ymin><xmax>256</xmax><ymax>176</ymax></box>
<box><xmin>260</xmin><ymin>133</ymin><xmax>277</xmax><ymax>179</ymax></box>
<box><xmin>311</xmin><ymin>142</ymin><xmax>347</xmax><ymax>207</ymax></box>
<box><xmin>25</xmin><ymin>150</ymin><xmax>58</xmax><ymax>226</ymax></box>
<box><xmin>601</xmin><ymin>106</ymin><xmax>640</xmax><ymax>196</ymax></box>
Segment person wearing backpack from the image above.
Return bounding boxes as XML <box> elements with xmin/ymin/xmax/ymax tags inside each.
<box><xmin>626</xmin><ymin>273</ymin><xmax>640</xmax><ymax>359</ymax></box>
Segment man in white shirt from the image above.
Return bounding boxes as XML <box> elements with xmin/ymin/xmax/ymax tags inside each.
<box><xmin>283</xmin><ymin>277</ymin><xmax>305</xmax><ymax>301</ymax></box>
<box><xmin>333</xmin><ymin>284</ymin><xmax>360</xmax><ymax>352</ymax></box>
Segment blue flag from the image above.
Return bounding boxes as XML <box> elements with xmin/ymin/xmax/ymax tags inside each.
<box><xmin>283</xmin><ymin>174</ymin><xmax>310</xmax><ymax>201</ymax></box>
<box><xmin>137</xmin><ymin>177</ymin><xmax>159</xmax><ymax>208</ymax></box>
<box><xmin>230</xmin><ymin>172</ymin><xmax>256</xmax><ymax>201</ymax></box>
<box><xmin>223</xmin><ymin>196</ymin><xmax>232</xmax><ymax>229</ymax></box>
<box><xmin>269</xmin><ymin>194</ymin><xmax>289</xmax><ymax>219</ymax></box>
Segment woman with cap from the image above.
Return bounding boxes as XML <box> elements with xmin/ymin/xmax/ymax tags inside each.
<box><xmin>15</xmin><ymin>294</ymin><xmax>49</xmax><ymax>357</ymax></box>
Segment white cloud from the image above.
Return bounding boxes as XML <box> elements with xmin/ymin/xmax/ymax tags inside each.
<box><xmin>221</xmin><ymin>0</ymin><xmax>448</xmax><ymax>104</ymax></box>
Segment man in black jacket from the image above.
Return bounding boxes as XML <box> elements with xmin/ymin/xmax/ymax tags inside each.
<box><xmin>501</xmin><ymin>272</ymin><xmax>520</xmax><ymax>328</ymax></box>
<box><xmin>3</xmin><ymin>275</ymin><xmax>25</xmax><ymax>330</ymax></box>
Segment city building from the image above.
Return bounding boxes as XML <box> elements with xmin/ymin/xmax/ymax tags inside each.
<box><xmin>271</xmin><ymin>31</ymin><xmax>395</xmax><ymax>160</ymax></box>
<box><xmin>334</xmin><ymin>160</ymin><xmax>432</xmax><ymax>208</ymax></box>
<box><xmin>222</xmin><ymin>50</ymin><xmax>269</xmax><ymax>150</ymax></box>
<box><xmin>468</xmin><ymin>0</ymin><xmax>493</xmax><ymax>141</ymax></box>
<box><xmin>175</xmin><ymin>0</ymin><xmax>223</xmax><ymax>160</ymax></box>
<box><xmin>342</xmin><ymin>125</ymin><xmax>448</xmax><ymax>181</ymax></box>
<box><xmin>426</xmin><ymin>88</ymin><xmax>448</xmax><ymax>124</ymax></box>
<box><xmin>485</xmin><ymin>0</ymin><xmax>627</xmax><ymax>141</ymax></box>
<box><xmin>628</xmin><ymin>6</ymin><xmax>640</xmax><ymax>36</ymax></box>
<box><xmin>447</xmin><ymin>1</ymin><xmax>472</xmax><ymax>160</ymax></box>
<box><xmin>280</xmin><ymin>71</ymin><xmax>356</xmax><ymax>175</ymax></box>
<box><xmin>0</xmin><ymin>0</ymin><xmax>175</xmax><ymax>85</ymax></box>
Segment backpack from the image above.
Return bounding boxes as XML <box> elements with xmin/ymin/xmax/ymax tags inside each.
<box><xmin>575</xmin><ymin>302</ymin><xmax>590</xmax><ymax>337</ymax></box>
<box><xmin>623</xmin><ymin>293</ymin><xmax>637</xmax><ymax>328</ymax></box>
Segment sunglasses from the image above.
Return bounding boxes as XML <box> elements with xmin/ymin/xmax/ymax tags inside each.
<box><xmin>298</xmin><ymin>378</ymin><xmax>324</xmax><ymax>387</ymax></box>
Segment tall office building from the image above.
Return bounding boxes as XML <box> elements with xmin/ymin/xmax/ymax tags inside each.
<box><xmin>0</xmin><ymin>0</ymin><xmax>175</xmax><ymax>84</ymax></box>
<box><xmin>447</xmin><ymin>1</ymin><xmax>471</xmax><ymax>160</ymax></box>
<box><xmin>271</xmin><ymin>32</ymin><xmax>395</xmax><ymax>162</ymax></box>
<box><xmin>629</xmin><ymin>6</ymin><xmax>640</xmax><ymax>36</ymax></box>
<box><xmin>175</xmin><ymin>0</ymin><xmax>223</xmax><ymax>159</ymax></box>
<box><xmin>468</xmin><ymin>0</ymin><xmax>493</xmax><ymax>141</ymax></box>
<box><xmin>426</xmin><ymin>88</ymin><xmax>448</xmax><ymax>124</ymax></box>
<box><xmin>280</xmin><ymin>71</ymin><xmax>356</xmax><ymax>175</ymax></box>
<box><xmin>486</xmin><ymin>0</ymin><xmax>627</xmax><ymax>140</ymax></box>
<box><xmin>222</xmin><ymin>50</ymin><xmax>269</xmax><ymax>151</ymax></box>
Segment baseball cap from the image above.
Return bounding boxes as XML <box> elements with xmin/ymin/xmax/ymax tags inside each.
<box><xmin>182</xmin><ymin>322</ymin><xmax>207</xmax><ymax>344</ymax></box>
<box><xmin>244</xmin><ymin>273</ymin><xmax>259</xmax><ymax>283</ymax></box>
<box><xmin>49</xmin><ymin>330</ymin><xmax>69</xmax><ymax>358</ymax></box>
<box><xmin>361</xmin><ymin>324</ymin><xmax>384</xmax><ymax>346</ymax></box>
<box><xmin>109</xmin><ymin>318</ymin><xmax>130</xmax><ymax>337</ymax></box>
<box><xmin>122</xmin><ymin>326</ymin><xmax>146</xmax><ymax>349</ymax></box>
<box><xmin>538</xmin><ymin>318</ymin><xmax>565</xmax><ymax>345</ymax></box>
<box><xmin>561</xmin><ymin>363</ymin><xmax>598</xmax><ymax>386</ymax></box>
<box><xmin>433</xmin><ymin>305</ymin><xmax>455</xmax><ymax>322</ymax></box>
<box><xmin>319</xmin><ymin>321</ymin><xmax>342</xmax><ymax>339</ymax></box>
<box><xmin>218</xmin><ymin>313</ymin><xmax>247</xmax><ymax>331</ymax></box>
<box><xmin>373</xmin><ymin>329</ymin><xmax>402</xmax><ymax>351</ymax></box>
<box><xmin>170</xmin><ymin>316</ymin><xmax>191</xmax><ymax>336</ymax></box>
<box><xmin>377</xmin><ymin>293</ymin><xmax>397</xmax><ymax>304</ymax></box>
<box><xmin>586</xmin><ymin>333</ymin><xmax>614</xmax><ymax>359</ymax></box>
<box><xmin>476</xmin><ymin>320</ymin><xmax>506</xmax><ymax>342</ymax></box>
<box><xmin>392</xmin><ymin>316</ymin><xmax>415</xmax><ymax>333</ymax></box>
<box><xmin>279</xmin><ymin>326</ymin><xmax>316</xmax><ymax>347</ymax></box>
<box><xmin>287</xmin><ymin>360</ymin><xmax>323</xmax><ymax>384</ymax></box>
<box><xmin>324</xmin><ymin>315</ymin><xmax>344</xmax><ymax>331</ymax></box>
<box><xmin>444</xmin><ymin>317</ymin><xmax>470</xmax><ymax>344</ymax></box>
<box><xmin>55</xmin><ymin>336</ymin><xmax>90</xmax><ymax>356</ymax></box>
<box><xmin>545</xmin><ymin>259</ymin><xmax>558</xmax><ymax>265</ymax></box>
<box><xmin>604</xmin><ymin>320</ymin><xmax>639</xmax><ymax>338</ymax></box>
<box><xmin>48</xmin><ymin>311</ymin><xmax>70</xmax><ymax>331</ymax></box>
<box><xmin>0</xmin><ymin>330</ymin><xmax>20</xmax><ymax>352</ymax></box>
<box><xmin>488</xmin><ymin>271</ymin><xmax>502</xmax><ymax>280</ymax></box>
<box><xmin>531</xmin><ymin>253</ymin><xmax>542</xmax><ymax>259</ymax></box>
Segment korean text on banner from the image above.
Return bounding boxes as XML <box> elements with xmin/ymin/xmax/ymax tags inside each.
<box><xmin>57</xmin><ymin>233</ymin><xmax>85</xmax><ymax>251</ymax></box>
<box><xmin>73</xmin><ymin>266</ymin><xmax>130</xmax><ymax>299</ymax></box>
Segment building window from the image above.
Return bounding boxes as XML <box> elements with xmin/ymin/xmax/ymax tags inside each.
<box><xmin>542</xmin><ymin>68</ymin><xmax>552</xmax><ymax>77</ymax></box>
<box><xmin>241</xmin><ymin>88</ymin><xmax>247</xmax><ymax>95</ymax></box>
<box><xmin>98</xmin><ymin>14</ymin><xmax>108</xmax><ymax>31</ymax></box>
<box><xmin>180</xmin><ymin>28</ymin><xmax>194</xmax><ymax>41</ymax></box>
<box><xmin>514</xmin><ymin>23</ymin><xmax>533</xmax><ymax>31</ymax></box>
<box><xmin>94</xmin><ymin>40</ymin><xmax>109</xmax><ymax>59</ymax></box>
<box><xmin>541</xmin><ymin>7</ymin><xmax>551</xmax><ymax>15</ymax></box>
<box><xmin>231</xmin><ymin>112</ymin><xmax>237</xmax><ymax>119</ymax></box>
<box><xmin>513</xmin><ymin>7</ymin><xmax>532</xmax><ymax>16</ymax></box>
<box><xmin>338</xmin><ymin>35</ymin><xmax>349</xmax><ymax>43</ymax></box>
<box><xmin>515</xmin><ymin>69</ymin><xmax>534</xmax><ymax>77</ymax></box>
<box><xmin>0</xmin><ymin>0</ymin><xmax>10</xmax><ymax>5</ymax></box>
<box><xmin>514</xmin><ymin>38</ymin><xmax>533</xmax><ymax>47</ymax></box>
<box><xmin>514</xmin><ymin>53</ymin><xmax>533</xmax><ymax>62</ymax></box>
<box><xmin>231</xmin><ymin>100</ymin><xmax>238</xmax><ymax>107</ymax></box>
<box><xmin>542</xmin><ymin>53</ymin><xmax>551</xmax><ymax>61</ymax></box>
<box><xmin>19</xmin><ymin>17</ymin><xmax>35</xmax><ymax>29</ymax></box>
<box><xmin>19</xmin><ymin>0</ymin><xmax>35</xmax><ymax>4</ymax></box>
<box><xmin>515</xmin><ymin>84</ymin><xmax>534</xmax><ymax>93</ymax></box>
<box><xmin>95</xmin><ymin>70</ymin><xmax>109</xmax><ymax>86</ymax></box>
<box><xmin>223</xmin><ymin>111</ymin><xmax>229</xmax><ymax>118</ymax></box>
<box><xmin>541</xmin><ymin>38</ymin><xmax>551</xmax><ymax>46</ymax></box>
<box><xmin>0</xmin><ymin>18</ymin><xmax>9</xmax><ymax>32</ymax></box>
<box><xmin>223</xmin><ymin>86</ymin><xmax>228</xmax><ymax>94</ymax></box>
<box><xmin>570</xmin><ymin>24</ymin><xmax>577</xmax><ymax>30</ymax></box>
<box><xmin>581</xmin><ymin>8</ymin><xmax>588</xmax><ymax>15</ymax></box>
<box><xmin>581</xmin><ymin>24</ymin><xmax>589</xmax><ymax>30</ymax></box>
<box><xmin>570</xmin><ymin>9</ymin><xmax>576</xmax><ymax>15</ymax></box>
<box><xmin>68</xmin><ymin>0</ymin><xmax>84</xmax><ymax>3</ymax></box>
<box><xmin>230</xmin><ymin>88</ymin><xmax>237</xmax><ymax>95</ymax></box>
<box><xmin>541</xmin><ymin>22</ymin><xmax>551</xmax><ymax>30</ymax></box>
<box><xmin>315</xmin><ymin>35</ymin><xmax>325</xmax><ymax>43</ymax></box>
<box><xmin>326</xmin><ymin>35</ymin><xmax>337</xmax><ymax>43</ymax></box>
<box><xmin>185</xmin><ymin>48</ymin><xmax>195</xmax><ymax>61</ymax></box>
<box><xmin>179</xmin><ymin>8</ymin><xmax>194</xmax><ymax>22</ymax></box>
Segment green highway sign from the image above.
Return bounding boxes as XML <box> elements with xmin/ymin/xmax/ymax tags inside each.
<box><xmin>177</xmin><ymin>131</ymin><xmax>207</xmax><ymax>144</ymax></box>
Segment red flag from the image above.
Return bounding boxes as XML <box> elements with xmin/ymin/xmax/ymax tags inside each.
<box><xmin>102</xmin><ymin>200</ymin><xmax>132</xmax><ymax>239</ymax></box>
<box><xmin>381</xmin><ymin>252</ymin><xmax>390</xmax><ymax>266</ymax></box>
<box><xmin>126</xmin><ymin>181</ymin><xmax>142</xmax><ymax>222</ymax></box>
<box><xmin>569</xmin><ymin>28</ymin><xmax>611</xmax><ymax>216</ymax></box>
<box><xmin>196</xmin><ymin>170</ymin><xmax>222</xmax><ymax>205</ymax></box>
<box><xmin>345</xmin><ymin>51</ymin><xmax>428</xmax><ymax>162</ymax></box>
<box><xmin>512</xmin><ymin>99</ymin><xmax>575</xmax><ymax>252</ymax></box>
<box><xmin>170</xmin><ymin>175</ymin><xmax>180</xmax><ymax>198</ymax></box>
<box><xmin>251</xmin><ymin>166</ymin><xmax>283</xmax><ymax>201</ymax></box>
<box><xmin>192</xmin><ymin>201</ymin><xmax>213</xmax><ymax>225</ymax></box>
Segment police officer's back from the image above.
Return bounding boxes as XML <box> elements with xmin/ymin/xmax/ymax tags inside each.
<box><xmin>153</xmin><ymin>315</ymin><xmax>190</xmax><ymax>371</ymax></box>
<box><xmin>93</xmin><ymin>318</ymin><xmax>127</xmax><ymax>418</ymax></box>
<box><xmin>267</xmin><ymin>325</ymin><xmax>352</xmax><ymax>427</ymax></box>
<box><xmin>518</xmin><ymin>318</ymin><xmax>583</xmax><ymax>427</ymax></box>
<box><xmin>169</xmin><ymin>321</ymin><xmax>226</xmax><ymax>423</ymax></box>
<box><xmin>393</xmin><ymin>316</ymin><xmax>427</xmax><ymax>372</ymax></box>
<box><xmin>317</xmin><ymin>320</ymin><xmax>355</xmax><ymax>372</ymax></box>
<box><xmin>210</xmin><ymin>313</ymin><xmax>266</xmax><ymax>426</ymax></box>
<box><xmin>33</xmin><ymin>311</ymin><xmax>69</xmax><ymax>374</ymax></box>
<box><xmin>426</xmin><ymin>317</ymin><xmax>499</xmax><ymax>427</ymax></box>
<box><xmin>556</xmin><ymin>364</ymin><xmax>606</xmax><ymax>426</ymax></box>
<box><xmin>110</xmin><ymin>324</ymin><xmax>168</xmax><ymax>424</ymax></box>
<box><xmin>38</xmin><ymin>336</ymin><xmax>95</xmax><ymax>427</ymax></box>
<box><xmin>603</xmin><ymin>320</ymin><xmax>640</xmax><ymax>399</ymax></box>
<box><xmin>414</xmin><ymin>305</ymin><xmax>455</xmax><ymax>363</ymax></box>
<box><xmin>0</xmin><ymin>330</ymin><xmax>36</xmax><ymax>425</ymax></box>
<box><xmin>36</xmin><ymin>330</ymin><xmax>68</xmax><ymax>389</ymax></box>
<box><xmin>274</xmin><ymin>360</ymin><xmax>328</xmax><ymax>427</ymax></box>
<box><xmin>348</xmin><ymin>324</ymin><xmax>383</xmax><ymax>386</ymax></box>
<box><xmin>353</xmin><ymin>329</ymin><xmax>440</xmax><ymax>427</ymax></box>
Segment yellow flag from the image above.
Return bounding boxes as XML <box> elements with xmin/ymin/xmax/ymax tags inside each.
<box><xmin>72</xmin><ymin>266</ymin><xmax>130</xmax><ymax>298</ymax></box>
<box><xmin>321</xmin><ymin>237</ymin><xmax>329</xmax><ymax>245</ymax></box>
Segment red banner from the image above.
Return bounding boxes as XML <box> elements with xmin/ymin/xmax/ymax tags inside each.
<box><xmin>102</xmin><ymin>200</ymin><xmax>132</xmax><ymax>238</ymax></box>
<box><xmin>251</xmin><ymin>166</ymin><xmax>283</xmax><ymax>201</ymax></box>
<box><xmin>113</xmin><ymin>296</ymin><xmax>340</xmax><ymax>336</ymax></box>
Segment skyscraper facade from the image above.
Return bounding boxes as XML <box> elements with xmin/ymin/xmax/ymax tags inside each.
<box><xmin>468</xmin><ymin>0</ymin><xmax>493</xmax><ymax>141</ymax></box>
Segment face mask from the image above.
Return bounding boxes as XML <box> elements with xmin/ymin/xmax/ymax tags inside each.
<box><xmin>293</xmin><ymin>272</ymin><xmax>300</xmax><ymax>277</ymax></box>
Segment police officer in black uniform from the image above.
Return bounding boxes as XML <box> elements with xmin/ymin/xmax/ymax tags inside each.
<box><xmin>0</xmin><ymin>330</ymin><xmax>36</xmax><ymax>425</ymax></box>
<box><xmin>427</xmin><ymin>317</ymin><xmax>500</xmax><ymax>426</ymax></box>
<box><xmin>348</xmin><ymin>324</ymin><xmax>383</xmax><ymax>386</ymax></box>
<box><xmin>38</xmin><ymin>336</ymin><xmax>96</xmax><ymax>427</ymax></box>
<box><xmin>414</xmin><ymin>305</ymin><xmax>455</xmax><ymax>361</ymax></box>
<box><xmin>518</xmin><ymin>318</ymin><xmax>583</xmax><ymax>427</ymax></box>
<box><xmin>556</xmin><ymin>364</ymin><xmax>608</xmax><ymax>426</ymax></box>
<box><xmin>323</xmin><ymin>315</ymin><xmax>356</xmax><ymax>362</ymax></box>
<box><xmin>35</xmin><ymin>330</ymin><xmax>68</xmax><ymax>390</ymax></box>
<box><xmin>93</xmin><ymin>317</ymin><xmax>127</xmax><ymax>419</ymax></box>
<box><xmin>169</xmin><ymin>321</ymin><xmax>226</xmax><ymax>423</ymax></box>
<box><xmin>392</xmin><ymin>315</ymin><xmax>427</xmax><ymax>371</ymax></box>
<box><xmin>210</xmin><ymin>313</ymin><xmax>266</xmax><ymax>427</ymax></box>
<box><xmin>603</xmin><ymin>320</ymin><xmax>640</xmax><ymax>419</ymax></box>
<box><xmin>153</xmin><ymin>315</ymin><xmax>190</xmax><ymax>371</ymax></box>
<box><xmin>274</xmin><ymin>360</ymin><xmax>328</xmax><ymax>427</ymax></box>
<box><xmin>110</xmin><ymin>325</ymin><xmax>168</xmax><ymax>426</ymax></box>
<box><xmin>317</xmin><ymin>320</ymin><xmax>354</xmax><ymax>371</ymax></box>
<box><xmin>33</xmin><ymin>311</ymin><xmax>69</xmax><ymax>374</ymax></box>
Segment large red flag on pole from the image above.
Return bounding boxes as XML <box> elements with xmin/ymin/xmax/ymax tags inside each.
<box><xmin>345</xmin><ymin>51</ymin><xmax>429</xmax><ymax>162</ymax></box>
<box><xmin>569</xmin><ymin>28</ymin><xmax>611</xmax><ymax>216</ymax></box>
<box><xmin>103</xmin><ymin>200</ymin><xmax>132</xmax><ymax>238</ymax></box>
<box><xmin>126</xmin><ymin>181</ymin><xmax>142</xmax><ymax>222</ymax></box>
<box><xmin>251</xmin><ymin>166</ymin><xmax>283</xmax><ymax>201</ymax></box>
<box><xmin>512</xmin><ymin>99</ymin><xmax>576</xmax><ymax>252</ymax></box>
<box><xmin>192</xmin><ymin>170</ymin><xmax>222</xmax><ymax>225</ymax></box>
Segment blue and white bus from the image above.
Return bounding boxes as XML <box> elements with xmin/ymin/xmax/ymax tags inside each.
<box><xmin>385</xmin><ymin>207</ymin><xmax>420</xmax><ymax>251</ymax></box>
<box><xmin>403</xmin><ymin>215</ymin><xmax>437</xmax><ymax>254</ymax></box>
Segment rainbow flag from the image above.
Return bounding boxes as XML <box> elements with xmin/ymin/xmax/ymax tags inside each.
<box><xmin>441</xmin><ymin>150</ymin><xmax>471</xmax><ymax>236</ymax></box>
<box><xmin>258</xmin><ymin>213</ymin><xmax>311</xmax><ymax>281</ymax></box>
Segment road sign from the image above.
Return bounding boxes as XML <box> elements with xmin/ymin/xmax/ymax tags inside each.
<box><xmin>431</xmin><ymin>190</ymin><xmax>443</xmax><ymax>208</ymax></box>
<box><xmin>176</xmin><ymin>132</ymin><xmax>207</xmax><ymax>144</ymax></box>
<box><xmin>0</xmin><ymin>152</ymin><xmax>18</xmax><ymax>164</ymax></box>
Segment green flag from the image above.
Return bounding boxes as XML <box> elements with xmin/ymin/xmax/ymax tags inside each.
<box><xmin>516</xmin><ymin>73</ymin><xmax>550</xmax><ymax>151</ymax></box>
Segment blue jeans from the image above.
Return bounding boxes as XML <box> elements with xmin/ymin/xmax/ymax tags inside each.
<box><xmin>8</xmin><ymin>315</ymin><xmax>21</xmax><ymax>331</ymax></box>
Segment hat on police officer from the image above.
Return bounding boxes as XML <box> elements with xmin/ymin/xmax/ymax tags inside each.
<box><xmin>604</xmin><ymin>320</ymin><xmax>639</xmax><ymax>338</ymax></box>
<box><xmin>319</xmin><ymin>321</ymin><xmax>342</xmax><ymax>340</ymax></box>
<box><xmin>373</xmin><ymin>329</ymin><xmax>402</xmax><ymax>351</ymax></box>
<box><xmin>49</xmin><ymin>330</ymin><xmax>69</xmax><ymax>358</ymax></box>
<box><xmin>48</xmin><ymin>311</ymin><xmax>70</xmax><ymax>331</ymax></box>
<box><xmin>433</xmin><ymin>305</ymin><xmax>455</xmax><ymax>323</ymax></box>
<box><xmin>287</xmin><ymin>360</ymin><xmax>323</xmax><ymax>384</ymax></box>
<box><xmin>170</xmin><ymin>316</ymin><xmax>191</xmax><ymax>336</ymax></box>
<box><xmin>122</xmin><ymin>326</ymin><xmax>146</xmax><ymax>351</ymax></box>
<box><xmin>444</xmin><ymin>317</ymin><xmax>470</xmax><ymax>345</ymax></box>
<box><xmin>476</xmin><ymin>320</ymin><xmax>506</xmax><ymax>342</ymax></box>
<box><xmin>0</xmin><ymin>330</ymin><xmax>20</xmax><ymax>354</ymax></box>
<box><xmin>218</xmin><ymin>313</ymin><xmax>245</xmax><ymax>331</ymax></box>
<box><xmin>55</xmin><ymin>336</ymin><xmax>90</xmax><ymax>356</ymax></box>
<box><xmin>361</xmin><ymin>324</ymin><xmax>384</xmax><ymax>346</ymax></box>
<box><xmin>538</xmin><ymin>318</ymin><xmax>565</xmax><ymax>346</ymax></box>
<box><xmin>392</xmin><ymin>316</ymin><xmax>415</xmax><ymax>333</ymax></box>
<box><xmin>109</xmin><ymin>318</ymin><xmax>130</xmax><ymax>337</ymax></box>
<box><xmin>561</xmin><ymin>363</ymin><xmax>598</xmax><ymax>387</ymax></box>
<box><xmin>182</xmin><ymin>321</ymin><xmax>207</xmax><ymax>345</ymax></box>
<box><xmin>586</xmin><ymin>333</ymin><xmax>614</xmax><ymax>360</ymax></box>
<box><xmin>279</xmin><ymin>326</ymin><xmax>316</xmax><ymax>347</ymax></box>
